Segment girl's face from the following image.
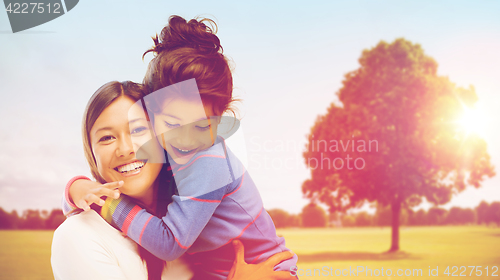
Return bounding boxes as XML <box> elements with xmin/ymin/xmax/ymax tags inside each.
<box><xmin>153</xmin><ymin>97</ymin><xmax>218</xmax><ymax>165</ymax></box>
<box><xmin>90</xmin><ymin>96</ymin><xmax>164</xmax><ymax>200</ymax></box>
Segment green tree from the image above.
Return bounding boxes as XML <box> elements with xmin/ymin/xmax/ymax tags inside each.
<box><xmin>300</xmin><ymin>203</ymin><xmax>328</xmax><ymax>228</ymax></box>
<box><xmin>476</xmin><ymin>201</ymin><xmax>490</xmax><ymax>225</ymax></box>
<box><xmin>427</xmin><ymin>207</ymin><xmax>447</xmax><ymax>225</ymax></box>
<box><xmin>341</xmin><ymin>214</ymin><xmax>356</xmax><ymax>227</ymax></box>
<box><xmin>302</xmin><ymin>38</ymin><xmax>495</xmax><ymax>251</ymax></box>
<box><xmin>45</xmin><ymin>209</ymin><xmax>66</xmax><ymax>229</ymax></box>
<box><xmin>489</xmin><ymin>202</ymin><xmax>500</xmax><ymax>226</ymax></box>
<box><xmin>267</xmin><ymin>208</ymin><xmax>299</xmax><ymax>228</ymax></box>
<box><xmin>0</xmin><ymin>208</ymin><xmax>15</xmax><ymax>229</ymax></box>
<box><xmin>445</xmin><ymin>207</ymin><xmax>475</xmax><ymax>225</ymax></box>
<box><xmin>20</xmin><ymin>209</ymin><xmax>45</xmax><ymax>229</ymax></box>
<box><xmin>412</xmin><ymin>209</ymin><xmax>428</xmax><ymax>225</ymax></box>
<box><xmin>375</xmin><ymin>204</ymin><xmax>409</xmax><ymax>227</ymax></box>
<box><xmin>354</xmin><ymin>212</ymin><xmax>373</xmax><ymax>227</ymax></box>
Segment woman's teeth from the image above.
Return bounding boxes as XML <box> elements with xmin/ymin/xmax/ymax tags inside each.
<box><xmin>116</xmin><ymin>161</ymin><xmax>145</xmax><ymax>173</ymax></box>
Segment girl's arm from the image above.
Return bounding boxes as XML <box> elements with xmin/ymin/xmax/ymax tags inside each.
<box><xmin>62</xmin><ymin>176</ymin><xmax>122</xmax><ymax>216</ymax></box>
<box><xmin>100</xmin><ymin>156</ymin><xmax>232</xmax><ymax>261</ymax></box>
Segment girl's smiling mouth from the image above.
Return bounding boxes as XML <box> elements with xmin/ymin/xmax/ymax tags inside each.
<box><xmin>171</xmin><ymin>144</ymin><xmax>197</xmax><ymax>157</ymax></box>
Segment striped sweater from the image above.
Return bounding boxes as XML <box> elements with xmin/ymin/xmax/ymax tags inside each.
<box><xmin>63</xmin><ymin>136</ymin><xmax>297</xmax><ymax>279</ymax></box>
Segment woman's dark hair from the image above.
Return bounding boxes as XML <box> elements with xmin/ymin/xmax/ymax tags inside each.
<box><xmin>143</xmin><ymin>15</ymin><xmax>237</xmax><ymax>117</ymax></box>
<box><xmin>83</xmin><ymin>81</ymin><xmax>170</xmax><ymax>280</ymax></box>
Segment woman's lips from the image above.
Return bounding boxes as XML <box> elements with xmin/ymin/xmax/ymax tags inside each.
<box><xmin>114</xmin><ymin>160</ymin><xmax>146</xmax><ymax>177</ymax></box>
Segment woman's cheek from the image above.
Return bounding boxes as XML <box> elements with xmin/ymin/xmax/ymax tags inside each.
<box><xmin>93</xmin><ymin>145</ymin><xmax>114</xmax><ymax>181</ymax></box>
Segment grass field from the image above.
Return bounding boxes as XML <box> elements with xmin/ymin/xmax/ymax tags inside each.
<box><xmin>0</xmin><ymin>230</ymin><xmax>54</xmax><ymax>280</ymax></box>
<box><xmin>0</xmin><ymin>226</ymin><xmax>499</xmax><ymax>279</ymax></box>
<box><xmin>279</xmin><ymin>226</ymin><xmax>500</xmax><ymax>279</ymax></box>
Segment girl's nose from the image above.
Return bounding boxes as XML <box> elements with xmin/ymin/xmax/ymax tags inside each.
<box><xmin>176</xmin><ymin>126</ymin><xmax>195</xmax><ymax>148</ymax></box>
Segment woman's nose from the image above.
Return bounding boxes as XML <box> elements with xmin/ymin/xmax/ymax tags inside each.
<box><xmin>116</xmin><ymin>135</ymin><xmax>134</xmax><ymax>157</ymax></box>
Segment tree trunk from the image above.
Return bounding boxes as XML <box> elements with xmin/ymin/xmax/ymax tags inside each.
<box><xmin>389</xmin><ymin>195</ymin><xmax>401</xmax><ymax>252</ymax></box>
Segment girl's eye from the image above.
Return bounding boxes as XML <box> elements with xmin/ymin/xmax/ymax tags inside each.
<box><xmin>99</xmin><ymin>135</ymin><xmax>114</xmax><ymax>142</ymax></box>
<box><xmin>131</xmin><ymin>126</ymin><xmax>147</xmax><ymax>135</ymax></box>
<box><xmin>196</xmin><ymin>125</ymin><xmax>211</xmax><ymax>131</ymax></box>
<box><xmin>165</xmin><ymin>121</ymin><xmax>179</xmax><ymax>128</ymax></box>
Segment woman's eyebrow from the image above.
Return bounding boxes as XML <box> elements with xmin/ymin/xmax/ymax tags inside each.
<box><xmin>129</xmin><ymin>117</ymin><xmax>147</xmax><ymax>124</ymax></box>
<box><xmin>94</xmin><ymin>127</ymin><xmax>113</xmax><ymax>134</ymax></box>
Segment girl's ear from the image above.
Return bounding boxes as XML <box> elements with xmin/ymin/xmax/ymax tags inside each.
<box><xmin>215</xmin><ymin>116</ymin><xmax>240</xmax><ymax>140</ymax></box>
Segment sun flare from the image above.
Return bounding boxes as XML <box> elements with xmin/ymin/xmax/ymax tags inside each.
<box><xmin>456</xmin><ymin>106</ymin><xmax>487</xmax><ymax>138</ymax></box>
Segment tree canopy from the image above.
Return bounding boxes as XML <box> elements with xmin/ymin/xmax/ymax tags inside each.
<box><xmin>302</xmin><ymin>38</ymin><xmax>495</xmax><ymax>251</ymax></box>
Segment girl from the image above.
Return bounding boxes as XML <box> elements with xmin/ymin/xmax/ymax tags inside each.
<box><xmin>65</xmin><ymin>16</ymin><xmax>298</xmax><ymax>280</ymax></box>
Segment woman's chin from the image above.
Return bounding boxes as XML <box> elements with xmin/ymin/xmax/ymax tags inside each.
<box><xmin>108</xmin><ymin>162</ymin><xmax>162</xmax><ymax>198</ymax></box>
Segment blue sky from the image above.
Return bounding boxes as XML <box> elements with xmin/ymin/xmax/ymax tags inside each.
<box><xmin>0</xmin><ymin>0</ymin><xmax>499</xmax><ymax>214</ymax></box>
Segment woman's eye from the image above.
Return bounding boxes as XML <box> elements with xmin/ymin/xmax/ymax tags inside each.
<box><xmin>165</xmin><ymin>121</ymin><xmax>179</xmax><ymax>128</ymax></box>
<box><xmin>131</xmin><ymin>126</ymin><xmax>147</xmax><ymax>135</ymax></box>
<box><xmin>99</xmin><ymin>135</ymin><xmax>114</xmax><ymax>142</ymax></box>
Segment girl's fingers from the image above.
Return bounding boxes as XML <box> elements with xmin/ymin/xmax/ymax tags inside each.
<box><xmin>263</xmin><ymin>251</ymin><xmax>294</xmax><ymax>268</ymax></box>
<box><xmin>92</xmin><ymin>187</ymin><xmax>121</xmax><ymax>199</ymax></box>
<box><xmin>76</xmin><ymin>199</ymin><xmax>90</xmax><ymax>212</ymax></box>
<box><xmin>102</xmin><ymin>181</ymin><xmax>124</xmax><ymax>189</ymax></box>
<box><xmin>85</xmin><ymin>194</ymin><xmax>105</xmax><ymax>207</ymax></box>
<box><xmin>232</xmin><ymin>240</ymin><xmax>247</xmax><ymax>265</ymax></box>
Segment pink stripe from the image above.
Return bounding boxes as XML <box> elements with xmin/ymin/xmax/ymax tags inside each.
<box><xmin>138</xmin><ymin>216</ymin><xmax>153</xmax><ymax>245</ymax></box>
<box><xmin>186</xmin><ymin>196</ymin><xmax>221</xmax><ymax>203</ymax></box>
<box><xmin>236</xmin><ymin>208</ymin><xmax>263</xmax><ymax>239</ymax></box>
<box><xmin>177</xmin><ymin>154</ymin><xmax>226</xmax><ymax>172</ymax></box>
<box><xmin>65</xmin><ymin>176</ymin><xmax>91</xmax><ymax>209</ymax></box>
<box><xmin>174</xmin><ymin>236</ymin><xmax>189</xmax><ymax>249</ymax></box>
<box><xmin>214</xmin><ymin>269</ymin><xmax>229</xmax><ymax>273</ymax></box>
<box><xmin>223</xmin><ymin>170</ymin><xmax>245</xmax><ymax>199</ymax></box>
<box><xmin>121</xmin><ymin>205</ymin><xmax>141</xmax><ymax>235</ymax></box>
<box><xmin>250</xmin><ymin>252</ymin><xmax>264</xmax><ymax>264</ymax></box>
<box><xmin>220</xmin><ymin>208</ymin><xmax>264</xmax><ymax>247</ymax></box>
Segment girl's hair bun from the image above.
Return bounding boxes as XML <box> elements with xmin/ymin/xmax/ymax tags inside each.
<box><xmin>143</xmin><ymin>15</ymin><xmax>236</xmax><ymax>118</ymax></box>
<box><xmin>146</xmin><ymin>15</ymin><xmax>222</xmax><ymax>56</ymax></box>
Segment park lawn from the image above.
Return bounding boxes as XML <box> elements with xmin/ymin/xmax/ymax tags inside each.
<box><xmin>0</xmin><ymin>226</ymin><xmax>499</xmax><ymax>279</ymax></box>
<box><xmin>278</xmin><ymin>226</ymin><xmax>500</xmax><ymax>279</ymax></box>
<box><xmin>0</xmin><ymin>230</ymin><xmax>54</xmax><ymax>280</ymax></box>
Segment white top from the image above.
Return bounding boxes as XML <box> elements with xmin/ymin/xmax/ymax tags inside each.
<box><xmin>51</xmin><ymin>210</ymin><xmax>193</xmax><ymax>280</ymax></box>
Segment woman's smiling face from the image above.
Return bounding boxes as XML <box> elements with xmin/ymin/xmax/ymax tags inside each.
<box><xmin>89</xmin><ymin>96</ymin><xmax>164</xmax><ymax>200</ymax></box>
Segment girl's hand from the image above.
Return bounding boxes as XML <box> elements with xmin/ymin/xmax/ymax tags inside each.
<box><xmin>227</xmin><ymin>240</ymin><xmax>297</xmax><ymax>280</ymax></box>
<box><xmin>69</xmin><ymin>180</ymin><xmax>123</xmax><ymax>211</ymax></box>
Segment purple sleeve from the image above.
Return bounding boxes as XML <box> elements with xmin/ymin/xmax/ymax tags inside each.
<box><xmin>101</xmin><ymin>156</ymin><xmax>232</xmax><ymax>261</ymax></box>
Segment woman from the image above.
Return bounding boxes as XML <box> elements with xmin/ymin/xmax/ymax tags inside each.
<box><xmin>51</xmin><ymin>81</ymin><xmax>295</xmax><ymax>280</ymax></box>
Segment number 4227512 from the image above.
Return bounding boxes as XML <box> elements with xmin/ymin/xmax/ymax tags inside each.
<box><xmin>6</xmin><ymin>3</ymin><xmax>61</xmax><ymax>14</ymax></box>
<box><xmin>443</xmin><ymin>266</ymin><xmax>498</xmax><ymax>277</ymax></box>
